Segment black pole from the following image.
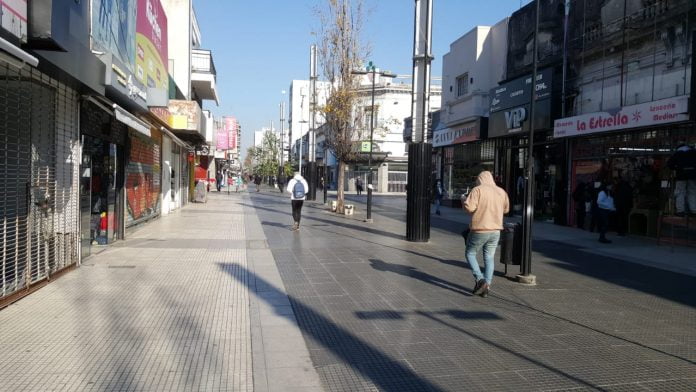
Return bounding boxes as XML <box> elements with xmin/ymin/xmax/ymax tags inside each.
<box><xmin>366</xmin><ymin>68</ymin><xmax>376</xmax><ymax>222</ymax></box>
<box><xmin>323</xmin><ymin>162</ymin><xmax>328</xmax><ymax>204</ymax></box>
<box><xmin>519</xmin><ymin>0</ymin><xmax>540</xmax><ymax>284</ymax></box>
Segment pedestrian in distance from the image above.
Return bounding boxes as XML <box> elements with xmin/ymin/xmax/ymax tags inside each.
<box><xmin>461</xmin><ymin>171</ymin><xmax>509</xmax><ymax>298</ymax></box>
<box><xmin>254</xmin><ymin>175</ymin><xmax>262</xmax><ymax>192</ymax></box>
<box><xmin>355</xmin><ymin>177</ymin><xmax>364</xmax><ymax>196</ymax></box>
<box><xmin>215</xmin><ymin>171</ymin><xmax>223</xmax><ymax>192</ymax></box>
<box><xmin>235</xmin><ymin>176</ymin><xmax>242</xmax><ymax>193</ymax></box>
<box><xmin>286</xmin><ymin>172</ymin><xmax>309</xmax><ymax>231</ymax></box>
<box><xmin>277</xmin><ymin>174</ymin><xmax>286</xmax><ymax>193</ymax></box>
<box><xmin>433</xmin><ymin>179</ymin><xmax>445</xmax><ymax>215</ymax></box>
<box><xmin>596</xmin><ymin>182</ymin><xmax>616</xmax><ymax>244</ymax></box>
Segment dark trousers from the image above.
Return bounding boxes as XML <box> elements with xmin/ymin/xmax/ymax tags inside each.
<box><xmin>616</xmin><ymin>208</ymin><xmax>629</xmax><ymax>235</ymax></box>
<box><xmin>292</xmin><ymin>200</ymin><xmax>304</xmax><ymax>224</ymax></box>
<box><xmin>598</xmin><ymin>208</ymin><xmax>610</xmax><ymax>240</ymax></box>
<box><xmin>575</xmin><ymin>209</ymin><xmax>585</xmax><ymax>229</ymax></box>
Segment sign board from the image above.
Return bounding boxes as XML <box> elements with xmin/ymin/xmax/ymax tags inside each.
<box><xmin>488</xmin><ymin>99</ymin><xmax>552</xmax><ymax>138</ymax></box>
<box><xmin>1</xmin><ymin>0</ymin><xmax>27</xmax><ymax>42</ymax></box>
<box><xmin>168</xmin><ymin>100</ymin><xmax>202</xmax><ymax>132</ymax></box>
<box><xmin>216</xmin><ymin>120</ymin><xmax>228</xmax><ymax>150</ymax></box>
<box><xmin>224</xmin><ymin>116</ymin><xmax>238</xmax><ymax>150</ymax></box>
<box><xmin>104</xmin><ymin>53</ymin><xmax>148</xmax><ymax>110</ymax></box>
<box><xmin>490</xmin><ymin>68</ymin><xmax>553</xmax><ymax>113</ymax></box>
<box><xmin>360</xmin><ymin>141</ymin><xmax>371</xmax><ymax>152</ymax></box>
<box><xmin>92</xmin><ymin>0</ymin><xmax>136</xmax><ymax>72</ymax></box>
<box><xmin>135</xmin><ymin>0</ymin><xmax>168</xmax><ymax>90</ymax></box>
<box><xmin>433</xmin><ymin>118</ymin><xmax>484</xmax><ymax>147</ymax></box>
<box><xmin>553</xmin><ymin>96</ymin><xmax>690</xmax><ymax>138</ymax></box>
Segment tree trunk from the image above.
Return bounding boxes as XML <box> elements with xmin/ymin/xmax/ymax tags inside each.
<box><xmin>336</xmin><ymin>160</ymin><xmax>346</xmax><ymax>214</ymax></box>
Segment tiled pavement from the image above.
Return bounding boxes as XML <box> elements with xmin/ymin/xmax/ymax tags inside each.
<box><xmin>248</xmin><ymin>190</ymin><xmax>696</xmax><ymax>392</ymax></box>
<box><xmin>1</xmin><ymin>188</ymin><xmax>695</xmax><ymax>391</ymax></box>
<box><xmin>0</xmin><ymin>194</ymin><xmax>256</xmax><ymax>391</ymax></box>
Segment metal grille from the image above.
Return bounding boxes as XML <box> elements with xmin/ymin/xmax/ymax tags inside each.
<box><xmin>0</xmin><ymin>64</ymin><xmax>80</xmax><ymax>300</ymax></box>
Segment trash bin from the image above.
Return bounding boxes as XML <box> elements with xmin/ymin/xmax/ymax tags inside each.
<box><xmin>499</xmin><ymin>222</ymin><xmax>522</xmax><ymax>265</ymax></box>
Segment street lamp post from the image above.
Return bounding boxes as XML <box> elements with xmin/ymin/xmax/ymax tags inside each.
<box><xmin>352</xmin><ymin>63</ymin><xmax>396</xmax><ymax>222</ymax></box>
<box><xmin>307</xmin><ymin>45</ymin><xmax>318</xmax><ymax>201</ymax></box>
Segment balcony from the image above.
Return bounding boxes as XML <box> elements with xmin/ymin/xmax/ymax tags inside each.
<box><xmin>191</xmin><ymin>49</ymin><xmax>220</xmax><ymax>105</ymax></box>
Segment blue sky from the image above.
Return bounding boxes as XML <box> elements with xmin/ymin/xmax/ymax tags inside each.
<box><xmin>195</xmin><ymin>0</ymin><xmax>531</xmax><ymax>156</ymax></box>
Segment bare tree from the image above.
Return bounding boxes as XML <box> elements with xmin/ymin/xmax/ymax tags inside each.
<box><xmin>315</xmin><ymin>0</ymin><xmax>370</xmax><ymax>213</ymax></box>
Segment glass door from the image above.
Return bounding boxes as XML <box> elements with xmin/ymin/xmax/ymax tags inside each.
<box><xmin>79</xmin><ymin>141</ymin><xmax>92</xmax><ymax>259</ymax></box>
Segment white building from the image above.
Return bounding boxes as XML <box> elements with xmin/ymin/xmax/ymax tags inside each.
<box><xmin>288</xmin><ymin>79</ymin><xmax>331</xmax><ymax>159</ymax></box>
<box><xmin>433</xmin><ymin>18</ymin><xmax>508</xmax><ymax>197</ymax></box>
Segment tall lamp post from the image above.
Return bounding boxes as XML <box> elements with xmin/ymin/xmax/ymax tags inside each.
<box><xmin>518</xmin><ymin>0</ymin><xmax>540</xmax><ymax>285</ymax></box>
<box><xmin>406</xmin><ymin>0</ymin><xmax>434</xmax><ymax>242</ymax></box>
<box><xmin>307</xmin><ymin>45</ymin><xmax>319</xmax><ymax>200</ymax></box>
<box><xmin>352</xmin><ymin>62</ymin><xmax>396</xmax><ymax>222</ymax></box>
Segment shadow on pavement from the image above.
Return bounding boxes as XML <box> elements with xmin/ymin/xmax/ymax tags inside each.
<box><xmin>217</xmin><ymin>262</ymin><xmax>444</xmax><ymax>392</ymax></box>
<box><xmin>534</xmin><ymin>240</ymin><xmax>696</xmax><ymax>309</ymax></box>
<box><xmin>369</xmin><ymin>259</ymin><xmax>473</xmax><ymax>297</ymax></box>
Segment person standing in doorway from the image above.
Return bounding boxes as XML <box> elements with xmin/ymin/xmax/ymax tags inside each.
<box><xmin>597</xmin><ymin>182</ymin><xmax>616</xmax><ymax>243</ymax></box>
<box><xmin>572</xmin><ymin>182</ymin><xmax>589</xmax><ymax>230</ymax></box>
<box><xmin>668</xmin><ymin>143</ymin><xmax>696</xmax><ymax>217</ymax></box>
<box><xmin>215</xmin><ymin>171</ymin><xmax>223</xmax><ymax>192</ymax></box>
<box><xmin>614</xmin><ymin>176</ymin><xmax>633</xmax><ymax>236</ymax></box>
<box><xmin>433</xmin><ymin>179</ymin><xmax>445</xmax><ymax>215</ymax></box>
<box><xmin>286</xmin><ymin>172</ymin><xmax>309</xmax><ymax>231</ymax></box>
<box><xmin>462</xmin><ymin>171</ymin><xmax>509</xmax><ymax>298</ymax></box>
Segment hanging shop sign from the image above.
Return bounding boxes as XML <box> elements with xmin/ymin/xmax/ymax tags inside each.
<box><xmin>224</xmin><ymin>116</ymin><xmax>238</xmax><ymax>150</ymax></box>
<box><xmin>433</xmin><ymin>117</ymin><xmax>486</xmax><ymax>147</ymax></box>
<box><xmin>104</xmin><ymin>53</ymin><xmax>148</xmax><ymax>111</ymax></box>
<box><xmin>216</xmin><ymin>119</ymin><xmax>228</xmax><ymax>150</ymax></box>
<box><xmin>168</xmin><ymin>100</ymin><xmax>202</xmax><ymax>132</ymax></box>
<box><xmin>553</xmin><ymin>95</ymin><xmax>690</xmax><ymax>138</ymax></box>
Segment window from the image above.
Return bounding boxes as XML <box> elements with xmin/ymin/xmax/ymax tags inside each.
<box><xmin>456</xmin><ymin>73</ymin><xmax>469</xmax><ymax>97</ymax></box>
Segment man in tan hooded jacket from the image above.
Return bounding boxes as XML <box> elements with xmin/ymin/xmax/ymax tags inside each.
<box><xmin>462</xmin><ymin>171</ymin><xmax>509</xmax><ymax>297</ymax></box>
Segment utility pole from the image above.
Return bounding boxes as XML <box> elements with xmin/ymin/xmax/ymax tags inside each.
<box><xmin>307</xmin><ymin>45</ymin><xmax>318</xmax><ymax>200</ymax></box>
<box><xmin>279</xmin><ymin>101</ymin><xmax>285</xmax><ymax>180</ymax></box>
<box><xmin>518</xmin><ymin>0</ymin><xmax>540</xmax><ymax>285</ymax></box>
<box><xmin>406</xmin><ymin>0</ymin><xmax>434</xmax><ymax>242</ymax></box>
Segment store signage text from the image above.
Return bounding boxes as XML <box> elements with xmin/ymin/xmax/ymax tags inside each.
<box><xmin>433</xmin><ymin>119</ymin><xmax>481</xmax><ymax>147</ymax></box>
<box><xmin>504</xmin><ymin>107</ymin><xmax>527</xmax><ymax>129</ymax></box>
<box><xmin>554</xmin><ymin>96</ymin><xmax>689</xmax><ymax>138</ymax></box>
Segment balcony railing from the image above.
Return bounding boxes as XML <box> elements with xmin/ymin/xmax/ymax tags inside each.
<box><xmin>192</xmin><ymin>49</ymin><xmax>216</xmax><ymax>75</ymax></box>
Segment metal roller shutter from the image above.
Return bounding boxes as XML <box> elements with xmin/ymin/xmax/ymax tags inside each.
<box><xmin>0</xmin><ymin>64</ymin><xmax>80</xmax><ymax>301</ymax></box>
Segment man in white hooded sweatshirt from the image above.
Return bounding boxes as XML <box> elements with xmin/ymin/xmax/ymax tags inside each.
<box><xmin>286</xmin><ymin>172</ymin><xmax>309</xmax><ymax>231</ymax></box>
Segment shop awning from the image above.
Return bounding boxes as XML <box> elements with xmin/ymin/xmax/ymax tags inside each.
<box><xmin>113</xmin><ymin>105</ymin><xmax>151</xmax><ymax>137</ymax></box>
<box><xmin>160</xmin><ymin>126</ymin><xmax>192</xmax><ymax>150</ymax></box>
<box><xmin>0</xmin><ymin>36</ymin><xmax>39</xmax><ymax>68</ymax></box>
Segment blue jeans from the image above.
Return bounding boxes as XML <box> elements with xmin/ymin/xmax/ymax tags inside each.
<box><xmin>465</xmin><ymin>231</ymin><xmax>500</xmax><ymax>285</ymax></box>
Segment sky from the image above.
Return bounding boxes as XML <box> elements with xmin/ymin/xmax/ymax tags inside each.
<box><xmin>195</xmin><ymin>0</ymin><xmax>532</xmax><ymax>157</ymax></box>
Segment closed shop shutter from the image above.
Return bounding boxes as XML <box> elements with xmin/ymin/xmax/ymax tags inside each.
<box><xmin>125</xmin><ymin>128</ymin><xmax>162</xmax><ymax>227</ymax></box>
<box><xmin>0</xmin><ymin>64</ymin><xmax>80</xmax><ymax>301</ymax></box>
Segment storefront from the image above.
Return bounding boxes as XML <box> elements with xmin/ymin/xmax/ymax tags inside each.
<box><xmin>79</xmin><ymin>99</ymin><xmax>129</xmax><ymax>255</ymax></box>
<box><xmin>554</xmin><ymin>95</ymin><xmax>694</xmax><ymax>238</ymax></box>
<box><xmin>488</xmin><ymin>68</ymin><xmax>568</xmax><ymax>223</ymax></box>
<box><xmin>433</xmin><ymin>117</ymin><xmax>492</xmax><ymax>206</ymax></box>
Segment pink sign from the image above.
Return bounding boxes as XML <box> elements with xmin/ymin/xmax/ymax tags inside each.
<box><xmin>136</xmin><ymin>0</ymin><xmax>168</xmax><ymax>88</ymax></box>
<box><xmin>554</xmin><ymin>96</ymin><xmax>689</xmax><ymax>138</ymax></box>
<box><xmin>224</xmin><ymin>117</ymin><xmax>238</xmax><ymax>150</ymax></box>
<box><xmin>216</xmin><ymin>121</ymin><xmax>228</xmax><ymax>150</ymax></box>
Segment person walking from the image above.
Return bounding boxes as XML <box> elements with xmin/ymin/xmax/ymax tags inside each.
<box><xmin>286</xmin><ymin>172</ymin><xmax>309</xmax><ymax>231</ymax></box>
<box><xmin>355</xmin><ymin>177</ymin><xmax>363</xmax><ymax>196</ymax></box>
<box><xmin>462</xmin><ymin>171</ymin><xmax>509</xmax><ymax>298</ymax></box>
<box><xmin>254</xmin><ymin>175</ymin><xmax>262</xmax><ymax>192</ymax></box>
<box><xmin>597</xmin><ymin>182</ymin><xmax>616</xmax><ymax>244</ymax></box>
<box><xmin>277</xmin><ymin>173</ymin><xmax>286</xmax><ymax>193</ymax></box>
<box><xmin>215</xmin><ymin>171</ymin><xmax>223</xmax><ymax>192</ymax></box>
<box><xmin>433</xmin><ymin>179</ymin><xmax>445</xmax><ymax>215</ymax></box>
<box><xmin>668</xmin><ymin>143</ymin><xmax>696</xmax><ymax>217</ymax></box>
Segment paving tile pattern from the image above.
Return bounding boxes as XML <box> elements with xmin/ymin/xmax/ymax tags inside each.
<box><xmin>249</xmin><ymin>192</ymin><xmax>696</xmax><ymax>392</ymax></box>
<box><xmin>0</xmin><ymin>194</ymin><xmax>253</xmax><ymax>391</ymax></box>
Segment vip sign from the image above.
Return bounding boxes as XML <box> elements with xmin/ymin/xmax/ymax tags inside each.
<box><xmin>504</xmin><ymin>107</ymin><xmax>527</xmax><ymax>131</ymax></box>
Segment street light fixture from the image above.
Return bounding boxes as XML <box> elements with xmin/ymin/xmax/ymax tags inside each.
<box><xmin>352</xmin><ymin>62</ymin><xmax>397</xmax><ymax>222</ymax></box>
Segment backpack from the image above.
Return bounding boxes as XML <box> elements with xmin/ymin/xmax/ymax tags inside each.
<box><xmin>292</xmin><ymin>181</ymin><xmax>305</xmax><ymax>199</ymax></box>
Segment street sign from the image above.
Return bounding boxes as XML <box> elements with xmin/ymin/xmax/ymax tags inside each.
<box><xmin>360</xmin><ymin>141</ymin><xmax>371</xmax><ymax>152</ymax></box>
